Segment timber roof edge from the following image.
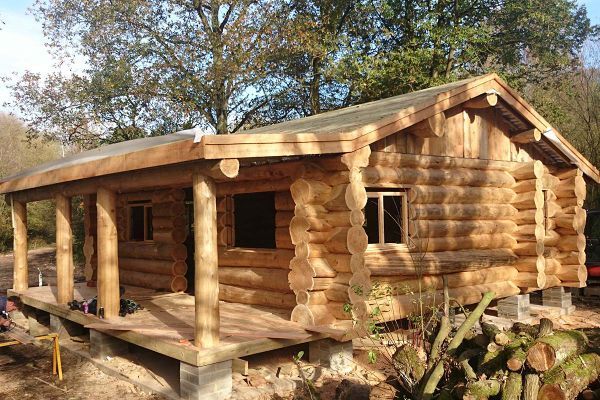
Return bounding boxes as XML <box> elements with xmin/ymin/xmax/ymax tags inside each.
<box><xmin>1</xmin><ymin>73</ymin><xmax>598</xmax><ymax>195</ymax></box>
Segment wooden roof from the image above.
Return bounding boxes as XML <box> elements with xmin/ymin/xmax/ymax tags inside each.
<box><xmin>1</xmin><ymin>73</ymin><xmax>598</xmax><ymax>195</ymax></box>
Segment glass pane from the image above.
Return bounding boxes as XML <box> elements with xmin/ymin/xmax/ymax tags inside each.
<box><xmin>364</xmin><ymin>198</ymin><xmax>379</xmax><ymax>244</ymax></box>
<box><xmin>383</xmin><ymin>196</ymin><xmax>403</xmax><ymax>244</ymax></box>
<box><xmin>129</xmin><ymin>206</ymin><xmax>145</xmax><ymax>241</ymax></box>
<box><xmin>233</xmin><ymin>192</ymin><xmax>276</xmax><ymax>248</ymax></box>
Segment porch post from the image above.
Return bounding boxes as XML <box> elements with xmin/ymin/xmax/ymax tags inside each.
<box><xmin>96</xmin><ymin>187</ymin><xmax>120</xmax><ymax>318</ymax></box>
<box><xmin>11</xmin><ymin>197</ymin><xmax>28</xmax><ymax>292</ymax></box>
<box><xmin>192</xmin><ymin>172</ymin><xmax>219</xmax><ymax>348</ymax></box>
<box><xmin>55</xmin><ymin>194</ymin><xmax>74</xmax><ymax>304</ymax></box>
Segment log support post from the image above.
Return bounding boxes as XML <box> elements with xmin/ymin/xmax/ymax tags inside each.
<box><xmin>542</xmin><ymin>287</ymin><xmax>574</xmax><ymax>315</ymax></box>
<box><xmin>56</xmin><ymin>194</ymin><xmax>74</xmax><ymax>304</ymax></box>
<box><xmin>11</xmin><ymin>197</ymin><xmax>28</xmax><ymax>292</ymax></box>
<box><xmin>192</xmin><ymin>172</ymin><xmax>220</xmax><ymax>348</ymax></box>
<box><xmin>497</xmin><ymin>294</ymin><xmax>530</xmax><ymax>321</ymax></box>
<box><xmin>96</xmin><ymin>187</ymin><xmax>120</xmax><ymax>319</ymax></box>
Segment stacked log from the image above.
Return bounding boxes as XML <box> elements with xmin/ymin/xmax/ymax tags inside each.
<box><xmin>215</xmin><ymin>190</ymin><xmax>297</xmax><ymax>309</ymax></box>
<box><xmin>549</xmin><ymin>168</ymin><xmax>587</xmax><ymax>288</ymax></box>
<box><xmin>510</xmin><ymin>161</ymin><xmax>548</xmax><ymax>289</ymax></box>
<box><xmin>289</xmin><ymin>146</ymin><xmax>371</xmax><ymax>328</ymax></box>
<box><xmin>118</xmin><ymin>189</ymin><xmax>189</xmax><ymax>292</ymax></box>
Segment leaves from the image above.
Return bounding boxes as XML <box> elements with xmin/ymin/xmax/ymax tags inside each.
<box><xmin>4</xmin><ymin>0</ymin><xmax>596</xmax><ymax>148</ymax></box>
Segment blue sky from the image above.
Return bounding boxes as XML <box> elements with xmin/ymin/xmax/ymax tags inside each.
<box><xmin>1</xmin><ymin>0</ymin><xmax>600</xmax><ymax>113</ymax></box>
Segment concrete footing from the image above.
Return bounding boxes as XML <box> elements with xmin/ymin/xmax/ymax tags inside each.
<box><xmin>50</xmin><ymin>314</ymin><xmax>86</xmax><ymax>338</ymax></box>
<box><xmin>180</xmin><ymin>360</ymin><xmax>232</xmax><ymax>400</ymax></box>
<box><xmin>543</xmin><ymin>287</ymin><xmax>574</xmax><ymax>314</ymax></box>
<box><xmin>497</xmin><ymin>294</ymin><xmax>530</xmax><ymax>320</ymax></box>
<box><xmin>309</xmin><ymin>338</ymin><xmax>354</xmax><ymax>373</ymax></box>
<box><xmin>90</xmin><ymin>330</ymin><xmax>129</xmax><ymax>360</ymax></box>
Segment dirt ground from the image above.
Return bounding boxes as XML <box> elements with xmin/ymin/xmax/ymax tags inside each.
<box><xmin>0</xmin><ymin>248</ymin><xmax>163</xmax><ymax>400</ymax></box>
<box><xmin>3</xmin><ymin>247</ymin><xmax>600</xmax><ymax>399</ymax></box>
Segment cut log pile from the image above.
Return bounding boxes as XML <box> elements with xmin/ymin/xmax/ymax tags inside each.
<box><xmin>385</xmin><ymin>292</ymin><xmax>600</xmax><ymax>400</ymax></box>
<box><xmin>117</xmin><ymin>189</ymin><xmax>188</xmax><ymax>292</ymax></box>
<box><xmin>216</xmin><ymin>191</ymin><xmax>297</xmax><ymax>309</ymax></box>
<box><xmin>289</xmin><ymin>146</ymin><xmax>372</xmax><ymax>328</ymax></box>
<box><xmin>453</xmin><ymin>317</ymin><xmax>599</xmax><ymax>400</ymax></box>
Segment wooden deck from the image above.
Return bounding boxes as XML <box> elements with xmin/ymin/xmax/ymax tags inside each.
<box><xmin>10</xmin><ymin>283</ymin><xmax>325</xmax><ymax>366</ymax></box>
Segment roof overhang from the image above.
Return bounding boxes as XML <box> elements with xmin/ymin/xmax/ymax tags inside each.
<box><xmin>1</xmin><ymin>73</ymin><xmax>598</xmax><ymax>196</ymax></box>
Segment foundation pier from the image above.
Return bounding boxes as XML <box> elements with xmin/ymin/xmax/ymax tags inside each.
<box><xmin>180</xmin><ymin>360</ymin><xmax>232</xmax><ymax>400</ymax></box>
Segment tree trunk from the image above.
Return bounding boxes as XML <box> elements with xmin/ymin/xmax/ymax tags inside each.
<box><xmin>541</xmin><ymin>353</ymin><xmax>600</xmax><ymax>400</ymax></box>
<box><xmin>310</xmin><ymin>56</ymin><xmax>321</xmax><ymax>115</ymax></box>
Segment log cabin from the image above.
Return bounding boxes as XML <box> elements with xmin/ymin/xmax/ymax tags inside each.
<box><xmin>1</xmin><ymin>73</ymin><xmax>598</xmax><ymax>398</ymax></box>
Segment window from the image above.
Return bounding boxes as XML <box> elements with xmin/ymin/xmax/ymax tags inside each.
<box><xmin>364</xmin><ymin>190</ymin><xmax>408</xmax><ymax>245</ymax></box>
<box><xmin>232</xmin><ymin>192</ymin><xmax>276</xmax><ymax>248</ymax></box>
<box><xmin>128</xmin><ymin>202</ymin><xmax>153</xmax><ymax>241</ymax></box>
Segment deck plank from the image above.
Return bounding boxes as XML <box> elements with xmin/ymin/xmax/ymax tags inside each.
<box><xmin>10</xmin><ymin>283</ymin><xmax>325</xmax><ymax>366</ymax></box>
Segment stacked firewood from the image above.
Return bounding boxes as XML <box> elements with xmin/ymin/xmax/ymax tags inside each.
<box><xmin>383</xmin><ymin>292</ymin><xmax>600</xmax><ymax>400</ymax></box>
<box><xmin>456</xmin><ymin>318</ymin><xmax>599</xmax><ymax>400</ymax></box>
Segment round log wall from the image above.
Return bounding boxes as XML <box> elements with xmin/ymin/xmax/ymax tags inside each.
<box><xmin>216</xmin><ymin>190</ymin><xmax>297</xmax><ymax>310</ymax></box>
<box><xmin>287</xmin><ymin>147</ymin><xmax>372</xmax><ymax>329</ymax></box>
<box><xmin>548</xmin><ymin>168</ymin><xmax>587</xmax><ymax>288</ymax></box>
<box><xmin>116</xmin><ymin>188</ymin><xmax>189</xmax><ymax>292</ymax></box>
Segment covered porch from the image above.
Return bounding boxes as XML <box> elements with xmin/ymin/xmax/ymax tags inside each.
<box><xmin>10</xmin><ymin>283</ymin><xmax>320</xmax><ymax>367</ymax></box>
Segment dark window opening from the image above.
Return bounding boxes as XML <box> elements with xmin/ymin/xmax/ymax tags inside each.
<box><xmin>233</xmin><ymin>192</ymin><xmax>276</xmax><ymax>248</ymax></box>
<box><xmin>129</xmin><ymin>202</ymin><xmax>153</xmax><ymax>241</ymax></box>
<box><xmin>364</xmin><ymin>191</ymin><xmax>408</xmax><ymax>245</ymax></box>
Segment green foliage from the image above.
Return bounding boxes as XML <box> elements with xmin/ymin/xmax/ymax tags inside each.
<box><xmin>367</xmin><ymin>349</ymin><xmax>377</xmax><ymax>364</ymax></box>
<box><xmin>0</xmin><ymin>114</ymin><xmax>61</xmax><ymax>252</ymax></box>
<box><xmin>9</xmin><ymin>0</ymin><xmax>295</xmax><ymax>145</ymax></box>
<box><xmin>527</xmin><ymin>43</ymin><xmax>600</xmax><ymax>208</ymax></box>
<box><xmin>5</xmin><ymin>0</ymin><xmax>595</xmax><ymax>147</ymax></box>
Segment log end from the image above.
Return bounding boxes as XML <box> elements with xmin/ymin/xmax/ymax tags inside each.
<box><xmin>171</xmin><ymin>276</ymin><xmax>188</xmax><ymax>292</ymax></box>
<box><xmin>538</xmin><ymin>384</ymin><xmax>566</xmax><ymax>400</ymax></box>
<box><xmin>526</xmin><ymin>342</ymin><xmax>556</xmax><ymax>372</ymax></box>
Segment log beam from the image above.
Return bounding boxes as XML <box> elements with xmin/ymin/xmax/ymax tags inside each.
<box><xmin>410</xmin><ymin>112</ymin><xmax>446</xmax><ymax>138</ymax></box>
<box><xmin>464</xmin><ymin>92</ymin><xmax>498</xmax><ymax>109</ymax></box>
<box><xmin>55</xmin><ymin>194</ymin><xmax>74</xmax><ymax>304</ymax></box>
<box><xmin>11</xmin><ymin>197</ymin><xmax>28</xmax><ymax>292</ymax></box>
<box><xmin>96</xmin><ymin>187</ymin><xmax>120</xmax><ymax>319</ymax></box>
<box><xmin>193</xmin><ymin>172</ymin><xmax>219</xmax><ymax>348</ymax></box>
<box><xmin>511</xmin><ymin>128</ymin><xmax>542</xmax><ymax>144</ymax></box>
<box><xmin>207</xmin><ymin>159</ymin><xmax>240</xmax><ymax>180</ymax></box>
<box><xmin>9</xmin><ymin>159</ymin><xmax>240</xmax><ymax>203</ymax></box>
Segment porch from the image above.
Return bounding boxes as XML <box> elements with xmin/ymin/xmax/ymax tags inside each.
<box><xmin>10</xmin><ymin>283</ymin><xmax>323</xmax><ymax>367</ymax></box>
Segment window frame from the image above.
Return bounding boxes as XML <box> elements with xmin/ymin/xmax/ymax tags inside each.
<box><xmin>365</xmin><ymin>190</ymin><xmax>409</xmax><ymax>246</ymax></box>
<box><xmin>127</xmin><ymin>201</ymin><xmax>153</xmax><ymax>242</ymax></box>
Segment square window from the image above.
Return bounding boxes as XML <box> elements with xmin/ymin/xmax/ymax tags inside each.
<box><xmin>364</xmin><ymin>191</ymin><xmax>408</xmax><ymax>245</ymax></box>
<box><xmin>128</xmin><ymin>202</ymin><xmax>153</xmax><ymax>241</ymax></box>
<box><xmin>232</xmin><ymin>192</ymin><xmax>276</xmax><ymax>248</ymax></box>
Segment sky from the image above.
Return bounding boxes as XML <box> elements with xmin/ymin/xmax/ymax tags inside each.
<box><xmin>1</xmin><ymin>0</ymin><xmax>600</xmax><ymax>114</ymax></box>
